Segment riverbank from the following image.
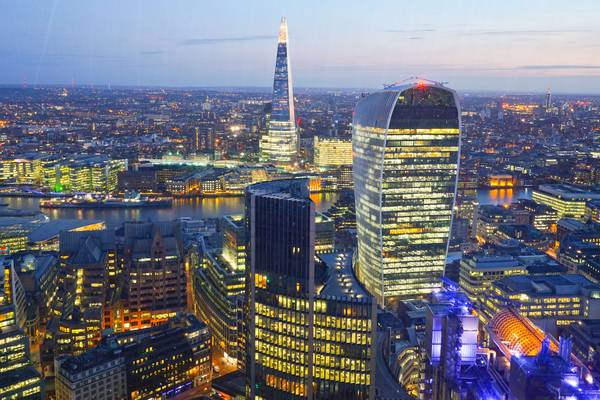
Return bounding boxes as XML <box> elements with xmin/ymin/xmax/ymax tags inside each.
<box><xmin>0</xmin><ymin>188</ymin><xmax>532</xmax><ymax>227</ymax></box>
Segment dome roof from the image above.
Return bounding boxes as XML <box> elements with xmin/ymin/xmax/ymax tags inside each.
<box><xmin>486</xmin><ymin>308</ymin><xmax>558</xmax><ymax>358</ymax></box>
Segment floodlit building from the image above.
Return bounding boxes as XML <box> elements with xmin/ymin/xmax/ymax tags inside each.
<box><xmin>352</xmin><ymin>80</ymin><xmax>461</xmax><ymax>306</ymax></box>
<box><xmin>422</xmin><ymin>288</ymin><xmax>479</xmax><ymax>400</ymax></box>
<box><xmin>0</xmin><ymin>153</ymin><xmax>48</xmax><ymax>185</ymax></box>
<box><xmin>193</xmin><ymin>215</ymin><xmax>246</xmax><ymax>366</ymax></box>
<box><xmin>259</xmin><ymin>18</ymin><xmax>298</xmax><ymax>168</ymax></box>
<box><xmin>0</xmin><ymin>298</ymin><xmax>42</xmax><ymax>399</ymax></box>
<box><xmin>484</xmin><ymin>274</ymin><xmax>600</xmax><ymax>333</ymax></box>
<box><xmin>120</xmin><ymin>221</ymin><xmax>187</xmax><ymax>330</ymax></box>
<box><xmin>485</xmin><ymin>308</ymin><xmax>600</xmax><ymax>400</ymax></box>
<box><xmin>532</xmin><ymin>184</ymin><xmax>600</xmax><ymax>219</ymax></box>
<box><xmin>313</xmin><ymin>136</ymin><xmax>353</xmax><ymax>170</ymax></box>
<box><xmin>459</xmin><ymin>254</ymin><xmax>525</xmax><ymax>318</ymax></box>
<box><xmin>55</xmin><ymin>313</ymin><xmax>211</xmax><ymax>400</ymax></box>
<box><xmin>0</xmin><ymin>154</ymin><xmax>128</xmax><ymax>193</ymax></box>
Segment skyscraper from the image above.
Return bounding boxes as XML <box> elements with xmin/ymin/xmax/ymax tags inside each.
<box><xmin>244</xmin><ymin>179</ymin><xmax>375</xmax><ymax>399</ymax></box>
<box><xmin>352</xmin><ymin>80</ymin><xmax>461</xmax><ymax>306</ymax></box>
<box><xmin>259</xmin><ymin>18</ymin><xmax>298</xmax><ymax>168</ymax></box>
<box><xmin>544</xmin><ymin>88</ymin><xmax>552</xmax><ymax>110</ymax></box>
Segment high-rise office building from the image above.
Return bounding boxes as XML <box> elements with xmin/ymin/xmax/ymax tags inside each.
<box><xmin>0</xmin><ymin>288</ymin><xmax>42</xmax><ymax>399</ymax></box>
<box><xmin>244</xmin><ymin>179</ymin><xmax>375</xmax><ymax>399</ymax></box>
<box><xmin>352</xmin><ymin>80</ymin><xmax>461</xmax><ymax>306</ymax></box>
<box><xmin>193</xmin><ymin>215</ymin><xmax>246</xmax><ymax>366</ymax></box>
<box><xmin>259</xmin><ymin>18</ymin><xmax>298</xmax><ymax>168</ymax></box>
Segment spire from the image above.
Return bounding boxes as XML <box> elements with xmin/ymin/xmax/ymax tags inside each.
<box><xmin>278</xmin><ymin>17</ymin><xmax>288</xmax><ymax>44</ymax></box>
<box><xmin>259</xmin><ymin>17</ymin><xmax>297</xmax><ymax>167</ymax></box>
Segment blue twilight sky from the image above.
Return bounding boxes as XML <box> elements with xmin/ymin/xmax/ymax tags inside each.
<box><xmin>2</xmin><ymin>0</ymin><xmax>600</xmax><ymax>93</ymax></box>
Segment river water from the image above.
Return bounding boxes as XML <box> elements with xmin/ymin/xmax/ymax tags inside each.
<box><xmin>475</xmin><ymin>187</ymin><xmax>532</xmax><ymax>206</ymax></box>
<box><xmin>2</xmin><ymin>193</ymin><xmax>340</xmax><ymax>227</ymax></box>
<box><xmin>2</xmin><ymin>189</ymin><xmax>531</xmax><ymax>227</ymax></box>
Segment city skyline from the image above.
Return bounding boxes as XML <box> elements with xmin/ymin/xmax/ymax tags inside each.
<box><xmin>1</xmin><ymin>4</ymin><xmax>600</xmax><ymax>398</ymax></box>
<box><xmin>2</xmin><ymin>1</ymin><xmax>600</xmax><ymax>93</ymax></box>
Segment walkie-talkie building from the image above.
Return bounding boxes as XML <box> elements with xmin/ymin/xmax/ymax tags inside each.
<box><xmin>352</xmin><ymin>80</ymin><xmax>461</xmax><ymax>306</ymax></box>
<box><xmin>259</xmin><ymin>17</ymin><xmax>298</xmax><ymax>168</ymax></box>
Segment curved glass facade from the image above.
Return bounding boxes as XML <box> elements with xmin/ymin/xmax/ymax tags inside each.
<box><xmin>353</xmin><ymin>82</ymin><xmax>461</xmax><ymax>305</ymax></box>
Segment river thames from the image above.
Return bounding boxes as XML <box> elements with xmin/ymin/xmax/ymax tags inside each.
<box><xmin>2</xmin><ymin>188</ymin><xmax>532</xmax><ymax>227</ymax></box>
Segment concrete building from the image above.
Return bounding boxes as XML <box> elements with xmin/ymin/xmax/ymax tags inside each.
<box><xmin>55</xmin><ymin>313</ymin><xmax>210</xmax><ymax>400</ymax></box>
<box><xmin>55</xmin><ymin>344</ymin><xmax>127</xmax><ymax>400</ymax></box>
<box><xmin>485</xmin><ymin>274</ymin><xmax>600</xmax><ymax>333</ymax></box>
<box><xmin>459</xmin><ymin>254</ymin><xmax>525</xmax><ymax>319</ymax></box>
<box><xmin>313</xmin><ymin>136</ymin><xmax>353</xmax><ymax>170</ymax></box>
<box><xmin>121</xmin><ymin>221</ymin><xmax>187</xmax><ymax>330</ymax></box>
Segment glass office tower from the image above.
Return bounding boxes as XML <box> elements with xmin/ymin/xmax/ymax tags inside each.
<box><xmin>259</xmin><ymin>17</ymin><xmax>298</xmax><ymax>168</ymax></box>
<box><xmin>352</xmin><ymin>80</ymin><xmax>461</xmax><ymax>306</ymax></box>
<box><xmin>244</xmin><ymin>179</ymin><xmax>375</xmax><ymax>399</ymax></box>
<box><xmin>244</xmin><ymin>179</ymin><xmax>315</xmax><ymax>399</ymax></box>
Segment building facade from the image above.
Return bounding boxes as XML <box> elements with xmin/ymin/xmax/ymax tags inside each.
<box><xmin>484</xmin><ymin>274</ymin><xmax>600</xmax><ymax>333</ymax></box>
<box><xmin>193</xmin><ymin>216</ymin><xmax>246</xmax><ymax>366</ymax></box>
<box><xmin>313</xmin><ymin>137</ymin><xmax>353</xmax><ymax>170</ymax></box>
<box><xmin>55</xmin><ymin>347</ymin><xmax>127</xmax><ymax>400</ymax></box>
<box><xmin>244</xmin><ymin>180</ymin><xmax>375</xmax><ymax>399</ymax></box>
<box><xmin>121</xmin><ymin>221</ymin><xmax>188</xmax><ymax>330</ymax></box>
<box><xmin>0</xmin><ymin>154</ymin><xmax>127</xmax><ymax>193</ymax></box>
<box><xmin>352</xmin><ymin>81</ymin><xmax>461</xmax><ymax>306</ymax></box>
<box><xmin>459</xmin><ymin>254</ymin><xmax>525</xmax><ymax>320</ymax></box>
<box><xmin>532</xmin><ymin>184</ymin><xmax>600</xmax><ymax>219</ymax></box>
<box><xmin>0</xmin><ymin>300</ymin><xmax>42</xmax><ymax>399</ymax></box>
<box><xmin>55</xmin><ymin>313</ymin><xmax>210</xmax><ymax>400</ymax></box>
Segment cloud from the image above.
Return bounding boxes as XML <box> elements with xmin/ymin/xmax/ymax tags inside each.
<box><xmin>463</xmin><ymin>29</ymin><xmax>589</xmax><ymax>36</ymax></box>
<box><xmin>385</xmin><ymin>29</ymin><xmax>435</xmax><ymax>33</ymax></box>
<box><xmin>514</xmin><ymin>64</ymin><xmax>600</xmax><ymax>70</ymax></box>
<box><xmin>140</xmin><ymin>50</ymin><xmax>165</xmax><ymax>55</ymax></box>
<box><xmin>408</xmin><ymin>36</ymin><xmax>424</xmax><ymax>40</ymax></box>
<box><xmin>179</xmin><ymin>35</ymin><xmax>276</xmax><ymax>46</ymax></box>
<box><xmin>315</xmin><ymin>63</ymin><xmax>487</xmax><ymax>73</ymax></box>
<box><xmin>0</xmin><ymin>51</ymin><xmax>126</xmax><ymax>64</ymax></box>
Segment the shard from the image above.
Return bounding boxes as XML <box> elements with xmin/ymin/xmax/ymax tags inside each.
<box><xmin>260</xmin><ymin>17</ymin><xmax>298</xmax><ymax>168</ymax></box>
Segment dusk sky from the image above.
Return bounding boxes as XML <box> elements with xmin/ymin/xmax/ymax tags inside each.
<box><xmin>2</xmin><ymin>0</ymin><xmax>600</xmax><ymax>93</ymax></box>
